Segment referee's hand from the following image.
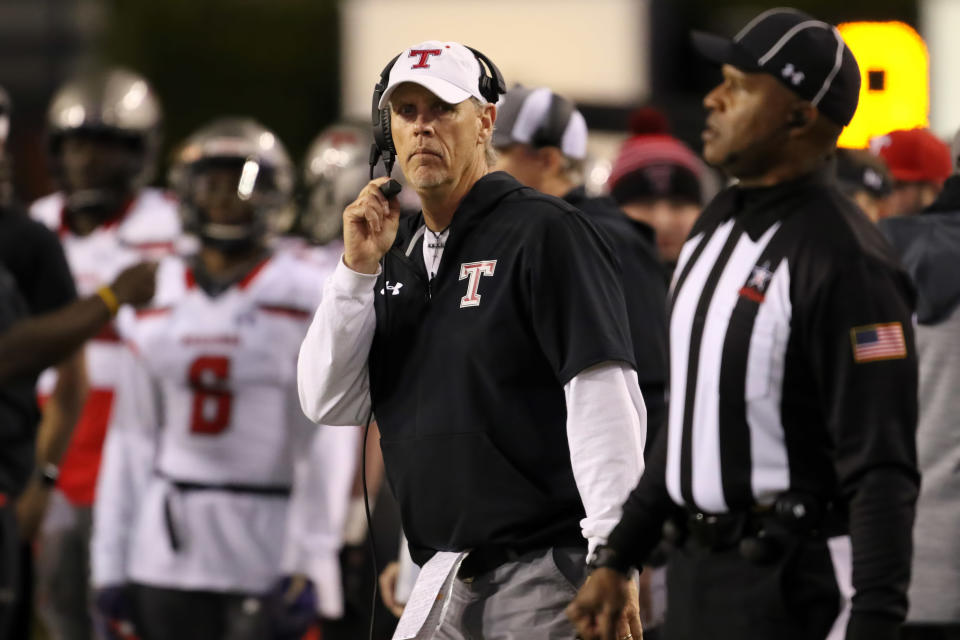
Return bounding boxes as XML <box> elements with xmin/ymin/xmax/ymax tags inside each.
<box><xmin>566</xmin><ymin>568</ymin><xmax>642</xmax><ymax>640</ymax></box>
<box><xmin>343</xmin><ymin>177</ymin><xmax>401</xmax><ymax>275</ymax></box>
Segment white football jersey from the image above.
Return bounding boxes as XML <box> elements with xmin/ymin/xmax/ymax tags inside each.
<box><xmin>91</xmin><ymin>251</ymin><xmax>359</xmax><ymax>616</ymax></box>
<box><xmin>30</xmin><ymin>188</ymin><xmax>182</xmax><ymax>505</ymax></box>
<box><xmin>268</xmin><ymin>235</ymin><xmax>344</xmax><ymax>275</ymax></box>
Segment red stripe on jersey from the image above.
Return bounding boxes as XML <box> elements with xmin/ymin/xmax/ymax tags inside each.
<box><xmin>186</xmin><ymin>256</ymin><xmax>271</xmax><ymax>291</ymax></box>
<box><xmin>56</xmin><ymin>388</ymin><xmax>115</xmax><ymax>506</ymax></box>
<box><xmin>93</xmin><ymin>323</ymin><xmax>122</xmax><ymax>343</ymax></box>
<box><xmin>258</xmin><ymin>304</ymin><xmax>312</xmax><ymax>320</ymax></box>
<box><xmin>136</xmin><ymin>307</ymin><xmax>172</xmax><ymax>318</ymax></box>
<box><xmin>58</xmin><ymin>196</ymin><xmax>137</xmax><ymax>236</ymax></box>
<box><xmin>238</xmin><ymin>257</ymin><xmax>272</xmax><ymax>289</ymax></box>
<box><xmin>99</xmin><ymin>196</ymin><xmax>137</xmax><ymax>229</ymax></box>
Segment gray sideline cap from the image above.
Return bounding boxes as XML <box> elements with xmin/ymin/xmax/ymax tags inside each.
<box><xmin>491</xmin><ymin>86</ymin><xmax>588</xmax><ymax>160</ymax></box>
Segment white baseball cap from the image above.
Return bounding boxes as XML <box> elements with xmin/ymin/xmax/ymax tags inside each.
<box><xmin>377</xmin><ymin>41</ymin><xmax>486</xmax><ymax>109</ymax></box>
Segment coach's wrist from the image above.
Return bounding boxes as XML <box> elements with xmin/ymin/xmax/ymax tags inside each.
<box><xmin>342</xmin><ymin>254</ymin><xmax>381</xmax><ymax>275</ymax></box>
<box><xmin>588</xmin><ymin>545</ymin><xmax>634</xmax><ymax>577</ymax></box>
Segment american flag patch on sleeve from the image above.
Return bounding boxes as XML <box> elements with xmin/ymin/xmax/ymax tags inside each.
<box><xmin>850</xmin><ymin>322</ymin><xmax>907</xmax><ymax>363</ymax></box>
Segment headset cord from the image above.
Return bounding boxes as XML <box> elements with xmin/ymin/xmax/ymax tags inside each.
<box><xmin>366</xmin><ymin>251</ymin><xmax>390</xmax><ymax>640</ymax></box>
<box><xmin>362</xmin><ymin>406</ymin><xmax>378</xmax><ymax>640</ymax></box>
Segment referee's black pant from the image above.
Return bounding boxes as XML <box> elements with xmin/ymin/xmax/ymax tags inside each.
<box><xmin>664</xmin><ymin>532</ymin><xmax>848</xmax><ymax>640</ymax></box>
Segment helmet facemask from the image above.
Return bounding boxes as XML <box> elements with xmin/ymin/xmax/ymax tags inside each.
<box><xmin>54</xmin><ymin>128</ymin><xmax>146</xmax><ymax>223</ymax></box>
<box><xmin>170</xmin><ymin>117</ymin><xmax>294</xmax><ymax>254</ymax></box>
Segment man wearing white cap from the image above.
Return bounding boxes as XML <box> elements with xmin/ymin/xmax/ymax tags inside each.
<box><xmin>493</xmin><ymin>84</ymin><xmax>668</xmax><ymax>480</ymax></box>
<box><xmin>298</xmin><ymin>41</ymin><xmax>645</xmax><ymax>638</ymax></box>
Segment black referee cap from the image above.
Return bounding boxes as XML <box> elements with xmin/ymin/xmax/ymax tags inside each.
<box><xmin>692</xmin><ymin>7</ymin><xmax>861</xmax><ymax>127</ymax></box>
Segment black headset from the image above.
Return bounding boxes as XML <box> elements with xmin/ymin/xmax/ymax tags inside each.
<box><xmin>369</xmin><ymin>45</ymin><xmax>506</xmax><ymax>191</ymax></box>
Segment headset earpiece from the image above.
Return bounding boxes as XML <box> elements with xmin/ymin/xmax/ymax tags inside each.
<box><xmin>787</xmin><ymin>109</ymin><xmax>809</xmax><ymax>129</ymax></box>
<box><xmin>371</xmin><ymin>55</ymin><xmax>401</xmax><ymax>179</ymax></box>
<box><xmin>465</xmin><ymin>46</ymin><xmax>506</xmax><ymax>104</ymax></box>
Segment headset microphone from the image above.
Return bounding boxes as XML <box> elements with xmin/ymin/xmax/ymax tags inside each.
<box><xmin>379</xmin><ymin>178</ymin><xmax>402</xmax><ymax>199</ymax></box>
<box><xmin>369</xmin><ymin>143</ymin><xmax>402</xmax><ymax>199</ymax></box>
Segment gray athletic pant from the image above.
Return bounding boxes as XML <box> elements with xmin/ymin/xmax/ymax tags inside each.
<box><xmin>419</xmin><ymin>546</ymin><xmax>587</xmax><ymax>640</ymax></box>
<box><xmin>35</xmin><ymin>499</ymin><xmax>93</xmax><ymax>640</ymax></box>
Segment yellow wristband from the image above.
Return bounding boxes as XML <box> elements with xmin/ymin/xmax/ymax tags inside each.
<box><xmin>96</xmin><ymin>286</ymin><xmax>119</xmax><ymax>316</ymax></box>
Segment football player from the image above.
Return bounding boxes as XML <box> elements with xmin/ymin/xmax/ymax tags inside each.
<box><xmin>90</xmin><ymin>118</ymin><xmax>359</xmax><ymax>640</ymax></box>
<box><xmin>287</xmin><ymin>122</ymin><xmax>419</xmax><ymax>262</ymax></box>
<box><xmin>29</xmin><ymin>67</ymin><xmax>179</xmax><ymax>640</ymax></box>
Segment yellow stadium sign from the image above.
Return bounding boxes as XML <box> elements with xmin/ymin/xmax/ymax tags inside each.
<box><xmin>837</xmin><ymin>21</ymin><xmax>929</xmax><ymax>149</ymax></box>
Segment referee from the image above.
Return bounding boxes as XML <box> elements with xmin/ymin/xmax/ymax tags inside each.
<box><xmin>568</xmin><ymin>9</ymin><xmax>918</xmax><ymax>640</ymax></box>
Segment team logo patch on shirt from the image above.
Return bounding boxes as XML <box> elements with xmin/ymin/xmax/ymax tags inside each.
<box><xmin>738</xmin><ymin>261</ymin><xmax>774</xmax><ymax>303</ymax></box>
<box><xmin>850</xmin><ymin>322</ymin><xmax>907</xmax><ymax>362</ymax></box>
<box><xmin>459</xmin><ymin>260</ymin><xmax>496</xmax><ymax>308</ymax></box>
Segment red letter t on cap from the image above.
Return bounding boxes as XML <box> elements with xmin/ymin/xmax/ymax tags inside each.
<box><xmin>409</xmin><ymin>49</ymin><xmax>443</xmax><ymax>69</ymax></box>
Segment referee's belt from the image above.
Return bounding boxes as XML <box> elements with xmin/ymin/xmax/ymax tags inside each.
<box><xmin>674</xmin><ymin>493</ymin><xmax>847</xmax><ymax>553</ymax></box>
<box><xmin>157</xmin><ymin>472</ymin><xmax>291</xmax><ymax>552</ymax></box>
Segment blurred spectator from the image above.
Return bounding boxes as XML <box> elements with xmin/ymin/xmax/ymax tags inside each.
<box><xmin>29</xmin><ymin>67</ymin><xmax>181</xmax><ymax>640</ymax></box>
<box><xmin>492</xmin><ymin>86</ymin><xmax>668</xmax><ymax>459</ymax></box>
<box><xmin>870</xmin><ymin>128</ymin><xmax>951</xmax><ymax>218</ymax></box>
<box><xmin>608</xmin><ymin>108</ymin><xmax>707</xmax><ymax>274</ymax></box>
<box><xmin>835</xmin><ymin>148</ymin><xmax>894</xmax><ymax>222</ymax></box>
<box><xmin>881</xmin><ymin>162</ymin><xmax>960</xmax><ymax>640</ymax></box>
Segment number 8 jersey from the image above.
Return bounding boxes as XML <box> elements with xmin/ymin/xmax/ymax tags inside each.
<box><xmin>91</xmin><ymin>250</ymin><xmax>360</xmax><ymax>617</ymax></box>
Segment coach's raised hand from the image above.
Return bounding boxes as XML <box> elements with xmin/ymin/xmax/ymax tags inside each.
<box><xmin>343</xmin><ymin>176</ymin><xmax>401</xmax><ymax>275</ymax></box>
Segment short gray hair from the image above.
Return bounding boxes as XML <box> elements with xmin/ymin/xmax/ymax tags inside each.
<box><xmin>470</xmin><ymin>98</ymin><xmax>498</xmax><ymax>167</ymax></box>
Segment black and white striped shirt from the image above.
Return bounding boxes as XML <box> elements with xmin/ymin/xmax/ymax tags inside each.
<box><xmin>607</xmin><ymin>168</ymin><xmax>920</xmax><ymax>623</ymax></box>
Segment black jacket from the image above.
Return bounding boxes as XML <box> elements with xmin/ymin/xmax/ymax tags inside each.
<box><xmin>881</xmin><ymin>174</ymin><xmax>960</xmax><ymax>324</ymax></box>
<box><xmin>0</xmin><ymin>205</ymin><xmax>76</xmax><ymax>496</ymax></box>
<box><xmin>369</xmin><ymin>172</ymin><xmax>635</xmax><ymax>564</ymax></box>
<box><xmin>563</xmin><ymin>187</ymin><xmax>669</xmax><ymax>451</ymax></box>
